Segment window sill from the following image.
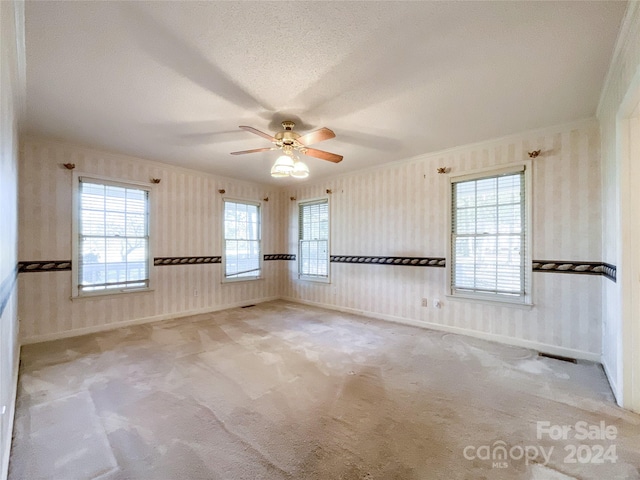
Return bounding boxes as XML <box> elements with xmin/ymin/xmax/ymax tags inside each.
<box><xmin>72</xmin><ymin>287</ymin><xmax>154</xmax><ymax>300</ymax></box>
<box><xmin>298</xmin><ymin>275</ymin><xmax>331</xmax><ymax>284</ymax></box>
<box><xmin>445</xmin><ymin>294</ymin><xmax>533</xmax><ymax>310</ymax></box>
<box><xmin>222</xmin><ymin>277</ymin><xmax>263</xmax><ymax>284</ymax></box>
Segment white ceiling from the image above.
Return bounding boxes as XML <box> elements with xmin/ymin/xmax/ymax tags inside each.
<box><xmin>25</xmin><ymin>1</ymin><xmax>626</xmax><ymax>185</ymax></box>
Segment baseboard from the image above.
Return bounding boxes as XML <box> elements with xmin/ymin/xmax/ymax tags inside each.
<box><xmin>20</xmin><ymin>296</ymin><xmax>281</xmax><ymax>345</ymax></box>
<box><xmin>601</xmin><ymin>356</ymin><xmax>621</xmax><ymax>406</ymax></box>
<box><xmin>21</xmin><ymin>293</ymin><xmax>602</xmax><ymax>361</ymax></box>
<box><xmin>281</xmin><ymin>297</ymin><xmax>601</xmax><ymax>362</ymax></box>
<box><xmin>1</xmin><ymin>344</ymin><xmax>20</xmax><ymax>480</ymax></box>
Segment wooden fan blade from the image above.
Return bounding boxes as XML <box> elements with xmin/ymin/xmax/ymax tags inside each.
<box><xmin>230</xmin><ymin>147</ymin><xmax>277</xmax><ymax>155</ymax></box>
<box><xmin>296</xmin><ymin>127</ymin><xmax>336</xmax><ymax>146</ymax></box>
<box><xmin>303</xmin><ymin>147</ymin><xmax>343</xmax><ymax>163</ymax></box>
<box><xmin>239</xmin><ymin>125</ymin><xmax>276</xmax><ymax>142</ymax></box>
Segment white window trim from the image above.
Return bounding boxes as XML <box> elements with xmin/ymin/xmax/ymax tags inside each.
<box><xmin>297</xmin><ymin>197</ymin><xmax>331</xmax><ymax>283</ymax></box>
<box><xmin>71</xmin><ymin>172</ymin><xmax>154</xmax><ymax>299</ymax></box>
<box><xmin>445</xmin><ymin>162</ymin><xmax>533</xmax><ymax>307</ymax></box>
<box><xmin>222</xmin><ymin>197</ymin><xmax>263</xmax><ymax>283</ymax></box>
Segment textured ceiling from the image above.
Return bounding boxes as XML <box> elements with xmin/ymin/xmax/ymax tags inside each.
<box><xmin>25</xmin><ymin>1</ymin><xmax>626</xmax><ymax>185</ymax></box>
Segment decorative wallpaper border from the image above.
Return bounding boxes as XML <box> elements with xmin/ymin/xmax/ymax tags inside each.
<box><xmin>264</xmin><ymin>254</ymin><xmax>296</xmax><ymax>261</ymax></box>
<box><xmin>601</xmin><ymin>263</ymin><xmax>617</xmax><ymax>282</ymax></box>
<box><xmin>533</xmin><ymin>261</ymin><xmax>617</xmax><ymax>282</ymax></box>
<box><xmin>18</xmin><ymin>255</ymin><xmax>298</xmax><ymax>269</ymax></box>
<box><xmin>18</xmin><ymin>261</ymin><xmax>72</xmax><ymax>273</ymax></box>
<box><xmin>330</xmin><ymin>255</ymin><xmax>446</xmax><ymax>267</ymax></box>
<box><xmin>154</xmin><ymin>256</ymin><xmax>221</xmax><ymax>266</ymax></box>
<box><xmin>15</xmin><ymin>256</ymin><xmax>618</xmax><ymax>282</ymax></box>
<box><xmin>155</xmin><ymin>255</ymin><xmax>295</xmax><ymax>265</ymax></box>
<box><xmin>329</xmin><ymin>256</ymin><xmax>617</xmax><ymax>282</ymax></box>
<box><xmin>0</xmin><ymin>266</ymin><xmax>19</xmax><ymax>318</ymax></box>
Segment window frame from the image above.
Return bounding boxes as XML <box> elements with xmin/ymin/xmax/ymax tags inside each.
<box><xmin>297</xmin><ymin>197</ymin><xmax>331</xmax><ymax>283</ymax></box>
<box><xmin>222</xmin><ymin>197</ymin><xmax>263</xmax><ymax>283</ymax></box>
<box><xmin>446</xmin><ymin>162</ymin><xmax>532</xmax><ymax>306</ymax></box>
<box><xmin>71</xmin><ymin>172</ymin><xmax>153</xmax><ymax>299</ymax></box>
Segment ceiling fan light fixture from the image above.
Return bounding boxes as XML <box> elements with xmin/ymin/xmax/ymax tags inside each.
<box><xmin>291</xmin><ymin>160</ymin><xmax>310</xmax><ymax>179</ymax></box>
<box><xmin>233</xmin><ymin>121</ymin><xmax>341</xmax><ymax>179</ymax></box>
<box><xmin>273</xmin><ymin>154</ymin><xmax>295</xmax><ymax>172</ymax></box>
<box><xmin>270</xmin><ymin>164</ymin><xmax>289</xmax><ymax>178</ymax></box>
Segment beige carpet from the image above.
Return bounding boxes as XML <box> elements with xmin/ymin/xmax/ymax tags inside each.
<box><xmin>9</xmin><ymin>300</ymin><xmax>640</xmax><ymax>479</ymax></box>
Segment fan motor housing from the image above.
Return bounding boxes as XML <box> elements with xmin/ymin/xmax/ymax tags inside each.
<box><xmin>275</xmin><ymin>121</ymin><xmax>300</xmax><ymax>147</ymax></box>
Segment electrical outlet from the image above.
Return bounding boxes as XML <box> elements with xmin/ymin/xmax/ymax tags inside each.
<box><xmin>194</xmin><ymin>289</ymin><xmax>198</xmax><ymax>297</ymax></box>
<box><xmin>421</xmin><ymin>298</ymin><xmax>428</xmax><ymax>307</ymax></box>
<box><xmin>434</xmin><ymin>299</ymin><xmax>442</xmax><ymax>309</ymax></box>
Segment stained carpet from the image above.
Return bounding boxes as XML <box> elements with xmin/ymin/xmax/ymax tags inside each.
<box><xmin>9</xmin><ymin>300</ymin><xmax>640</xmax><ymax>479</ymax></box>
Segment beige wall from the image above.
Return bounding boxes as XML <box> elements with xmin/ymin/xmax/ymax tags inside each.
<box><xmin>0</xmin><ymin>1</ymin><xmax>24</xmax><ymax>478</ymax></box>
<box><xmin>598</xmin><ymin>1</ymin><xmax>640</xmax><ymax>405</ymax></box>
<box><xmin>283</xmin><ymin>120</ymin><xmax>603</xmax><ymax>360</ymax></box>
<box><xmin>19</xmin><ymin>137</ymin><xmax>285</xmax><ymax>343</ymax></box>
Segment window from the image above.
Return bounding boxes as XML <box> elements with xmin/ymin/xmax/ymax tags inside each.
<box><xmin>299</xmin><ymin>199</ymin><xmax>329</xmax><ymax>281</ymax></box>
<box><xmin>223</xmin><ymin>199</ymin><xmax>261</xmax><ymax>280</ymax></box>
<box><xmin>74</xmin><ymin>177</ymin><xmax>150</xmax><ymax>296</ymax></box>
<box><xmin>449</xmin><ymin>165</ymin><xmax>530</xmax><ymax>304</ymax></box>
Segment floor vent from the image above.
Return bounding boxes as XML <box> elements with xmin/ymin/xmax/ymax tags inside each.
<box><xmin>241</xmin><ymin>304</ymin><xmax>256</xmax><ymax>308</ymax></box>
<box><xmin>538</xmin><ymin>352</ymin><xmax>577</xmax><ymax>363</ymax></box>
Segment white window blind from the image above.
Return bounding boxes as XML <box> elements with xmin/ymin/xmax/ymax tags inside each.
<box><xmin>78</xmin><ymin>179</ymin><xmax>150</xmax><ymax>294</ymax></box>
<box><xmin>223</xmin><ymin>200</ymin><xmax>261</xmax><ymax>279</ymax></box>
<box><xmin>451</xmin><ymin>169</ymin><xmax>526</xmax><ymax>300</ymax></box>
<box><xmin>299</xmin><ymin>200</ymin><xmax>329</xmax><ymax>278</ymax></box>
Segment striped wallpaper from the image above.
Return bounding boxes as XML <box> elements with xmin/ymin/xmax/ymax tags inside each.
<box><xmin>20</xmin><ymin>120</ymin><xmax>604</xmax><ymax>360</ymax></box>
<box><xmin>1</xmin><ymin>0</ymin><xmax>22</xmax><ymax>476</ymax></box>
<box><xmin>18</xmin><ymin>137</ymin><xmax>286</xmax><ymax>342</ymax></box>
<box><xmin>283</xmin><ymin>120</ymin><xmax>603</xmax><ymax>359</ymax></box>
<box><xmin>598</xmin><ymin>2</ymin><xmax>640</xmax><ymax>402</ymax></box>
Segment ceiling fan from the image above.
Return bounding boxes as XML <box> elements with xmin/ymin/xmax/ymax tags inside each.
<box><xmin>230</xmin><ymin>121</ymin><xmax>343</xmax><ymax>164</ymax></box>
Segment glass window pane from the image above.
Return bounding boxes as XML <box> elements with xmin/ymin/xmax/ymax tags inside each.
<box><xmin>476</xmin><ymin>206</ymin><xmax>497</xmax><ymax>235</ymax></box>
<box><xmin>105</xmin><ymin>186</ymin><xmax>126</xmax><ymax>212</ymax></box>
<box><xmin>223</xmin><ymin>201</ymin><xmax>261</xmax><ymax>278</ymax></box>
<box><xmin>452</xmin><ymin>172</ymin><xmax>524</xmax><ymax>297</ymax></box>
<box><xmin>105</xmin><ymin>212</ymin><xmax>126</xmax><ymax>236</ymax></box>
<box><xmin>81</xmin><ymin>210</ymin><xmax>105</xmax><ymax>236</ymax></box>
<box><xmin>125</xmin><ymin>214</ymin><xmax>145</xmax><ymax>237</ymax></box>
<box><xmin>455</xmin><ymin>208</ymin><xmax>475</xmax><ymax>235</ymax></box>
<box><xmin>455</xmin><ymin>182</ymin><xmax>475</xmax><ymax>208</ymax></box>
<box><xmin>475</xmin><ymin>177</ymin><xmax>497</xmax><ymax>206</ymax></box>
<box><xmin>78</xmin><ymin>180</ymin><xmax>150</xmax><ymax>293</ymax></box>
<box><xmin>299</xmin><ymin>200</ymin><xmax>329</xmax><ymax>278</ymax></box>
